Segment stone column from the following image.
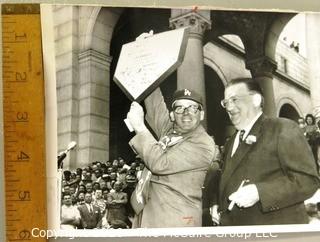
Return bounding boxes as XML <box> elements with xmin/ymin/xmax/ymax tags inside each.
<box><xmin>306</xmin><ymin>13</ymin><xmax>320</xmax><ymax>122</ymax></box>
<box><xmin>54</xmin><ymin>5</ymin><xmax>80</xmax><ymax>169</ymax></box>
<box><xmin>78</xmin><ymin>50</ymin><xmax>112</xmax><ymax>168</ymax></box>
<box><xmin>169</xmin><ymin>10</ymin><xmax>211</xmax><ymax>124</ymax></box>
<box><xmin>246</xmin><ymin>56</ymin><xmax>277</xmax><ymax>117</ymax></box>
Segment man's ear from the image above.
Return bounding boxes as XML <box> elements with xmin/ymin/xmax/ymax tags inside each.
<box><xmin>169</xmin><ymin>111</ymin><xmax>175</xmax><ymax>122</ymax></box>
<box><xmin>200</xmin><ymin>110</ymin><xmax>204</xmax><ymax>121</ymax></box>
<box><xmin>253</xmin><ymin>94</ymin><xmax>262</xmax><ymax>107</ymax></box>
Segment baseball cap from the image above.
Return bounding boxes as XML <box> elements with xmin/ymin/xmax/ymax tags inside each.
<box><xmin>172</xmin><ymin>88</ymin><xmax>203</xmax><ymax>107</ymax></box>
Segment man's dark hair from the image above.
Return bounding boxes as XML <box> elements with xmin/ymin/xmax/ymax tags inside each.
<box><xmin>228</xmin><ymin>78</ymin><xmax>264</xmax><ymax>107</ymax></box>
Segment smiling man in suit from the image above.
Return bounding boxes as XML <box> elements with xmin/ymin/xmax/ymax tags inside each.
<box><xmin>217</xmin><ymin>77</ymin><xmax>320</xmax><ymax>225</ymax></box>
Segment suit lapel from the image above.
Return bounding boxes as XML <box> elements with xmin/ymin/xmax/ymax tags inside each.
<box><xmin>220</xmin><ymin>115</ymin><xmax>265</xmax><ymax>197</ymax></box>
<box><xmin>223</xmin><ymin>133</ymin><xmax>236</xmax><ymax>168</ymax></box>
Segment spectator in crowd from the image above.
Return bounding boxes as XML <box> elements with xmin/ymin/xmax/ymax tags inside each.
<box><xmin>127</xmin><ymin>86</ymin><xmax>216</xmax><ymax>228</ymax></box>
<box><xmin>298</xmin><ymin>116</ymin><xmax>306</xmax><ymax>132</ymax></box>
<box><xmin>70</xmin><ymin>192</ymin><xmax>78</xmax><ymax>205</ymax></box>
<box><xmin>109</xmin><ymin>172</ymin><xmax>117</xmax><ymax>189</ymax></box>
<box><xmin>305</xmin><ymin>114</ymin><xmax>317</xmax><ymax>134</ymax></box>
<box><xmin>81</xmin><ymin>170</ymin><xmax>87</xmax><ymax>181</ymax></box>
<box><xmin>130</xmin><ymin>162</ymin><xmax>137</xmax><ymax>173</ymax></box>
<box><xmin>104</xmin><ymin>174</ymin><xmax>113</xmax><ymax>191</ymax></box>
<box><xmin>93</xmin><ymin>182</ymin><xmax>101</xmax><ymax>192</ymax></box>
<box><xmin>96</xmin><ymin>161</ymin><xmax>102</xmax><ymax>169</ymax></box>
<box><xmin>105</xmin><ymin>160</ymin><xmax>112</xmax><ymax>168</ymax></box>
<box><xmin>100</xmin><ymin>180</ymin><xmax>108</xmax><ymax>191</ymax></box>
<box><xmin>136</xmin><ymin>163</ymin><xmax>145</xmax><ymax>180</ymax></box>
<box><xmin>102</xmin><ymin>189</ymin><xmax>109</xmax><ymax>201</ymax></box>
<box><xmin>60</xmin><ymin>194</ymin><xmax>81</xmax><ymax>229</ymax></box>
<box><xmin>118</xmin><ymin>168</ymin><xmax>128</xmax><ymax>186</ymax></box>
<box><xmin>294</xmin><ymin>42</ymin><xmax>300</xmax><ymax>52</ymax></box>
<box><xmin>77</xmin><ymin>184</ymin><xmax>86</xmax><ymax>194</ymax></box>
<box><xmin>76</xmin><ymin>168</ymin><xmax>82</xmax><ymax>176</ymax></box>
<box><xmin>105</xmin><ymin>181</ymin><xmax>128</xmax><ymax>228</ymax></box>
<box><xmin>118</xmin><ymin>158</ymin><xmax>126</xmax><ymax>168</ymax></box>
<box><xmin>93</xmin><ymin>169</ymin><xmax>102</xmax><ymax>183</ymax></box>
<box><xmin>83</xmin><ymin>172</ymin><xmax>92</xmax><ymax>185</ymax></box>
<box><xmin>63</xmin><ymin>185</ymin><xmax>71</xmax><ymax>196</ymax></box>
<box><xmin>304</xmin><ymin>114</ymin><xmax>320</xmax><ymax>171</ymax></box>
<box><xmin>305</xmin><ymin>203</ymin><xmax>320</xmax><ymax>224</ymax></box>
<box><xmin>217</xmin><ymin>77</ymin><xmax>319</xmax><ymax>225</ymax></box>
<box><xmin>107</xmin><ymin>167</ymin><xmax>113</xmax><ymax>174</ymax></box>
<box><xmin>85</xmin><ymin>183</ymin><xmax>93</xmax><ymax>194</ymax></box>
<box><xmin>123</xmin><ymin>168</ymin><xmax>138</xmax><ymax>219</ymax></box>
<box><xmin>101</xmin><ymin>163</ymin><xmax>107</xmax><ymax>172</ymax></box>
<box><xmin>69</xmin><ymin>186</ymin><xmax>75</xmax><ymax>195</ymax></box>
<box><xmin>77</xmin><ymin>192</ymin><xmax>85</xmax><ymax>206</ymax></box>
<box><xmin>314</xmin><ymin>119</ymin><xmax>320</xmax><ymax>174</ymax></box>
<box><xmin>63</xmin><ymin>170</ymin><xmax>72</xmax><ymax>182</ymax></box>
<box><xmin>93</xmin><ymin>189</ymin><xmax>107</xmax><ymax>215</ymax></box>
<box><xmin>78</xmin><ymin>193</ymin><xmax>102</xmax><ymax>229</ymax></box>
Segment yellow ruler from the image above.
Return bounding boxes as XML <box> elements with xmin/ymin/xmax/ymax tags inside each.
<box><xmin>2</xmin><ymin>4</ymin><xmax>47</xmax><ymax>242</ymax></box>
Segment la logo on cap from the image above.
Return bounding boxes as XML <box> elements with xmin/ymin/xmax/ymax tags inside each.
<box><xmin>184</xmin><ymin>89</ymin><xmax>191</xmax><ymax>96</ymax></box>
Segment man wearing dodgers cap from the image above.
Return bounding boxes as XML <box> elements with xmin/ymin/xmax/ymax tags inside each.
<box><xmin>127</xmin><ymin>87</ymin><xmax>216</xmax><ymax>228</ymax></box>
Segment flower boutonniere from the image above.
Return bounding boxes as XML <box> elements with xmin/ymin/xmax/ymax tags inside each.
<box><xmin>245</xmin><ymin>135</ymin><xmax>257</xmax><ymax>145</ymax></box>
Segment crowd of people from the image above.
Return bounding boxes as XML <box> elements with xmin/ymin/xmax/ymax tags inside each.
<box><xmin>60</xmin><ymin>157</ymin><xmax>145</xmax><ymax>229</ymax></box>
<box><xmin>298</xmin><ymin>113</ymin><xmax>320</xmax><ymax>174</ymax></box>
<box><xmin>297</xmin><ymin>113</ymin><xmax>320</xmax><ymax>223</ymax></box>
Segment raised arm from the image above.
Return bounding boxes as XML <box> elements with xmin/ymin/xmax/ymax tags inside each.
<box><xmin>144</xmin><ymin>88</ymin><xmax>172</xmax><ymax>139</ymax></box>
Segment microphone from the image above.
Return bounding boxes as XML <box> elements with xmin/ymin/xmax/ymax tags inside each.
<box><xmin>57</xmin><ymin>141</ymin><xmax>77</xmax><ymax>169</ymax></box>
<box><xmin>66</xmin><ymin>141</ymin><xmax>77</xmax><ymax>152</ymax></box>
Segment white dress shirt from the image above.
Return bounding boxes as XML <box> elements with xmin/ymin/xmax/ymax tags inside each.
<box><xmin>231</xmin><ymin>111</ymin><xmax>262</xmax><ymax>157</ymax></box>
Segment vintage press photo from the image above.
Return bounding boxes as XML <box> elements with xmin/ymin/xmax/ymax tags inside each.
<box><xmin>41</xmin><ymin>3</ymin><xmax>320</xmax><ymax>237</ymax></box>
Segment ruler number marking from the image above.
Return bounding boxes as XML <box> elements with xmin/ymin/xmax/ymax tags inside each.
<box><xmin>19</xmin><ymin>229</ymin><xmax>31</xmax><ymax>240</ymax></box>
<box><xmin>16</xmin><ymin>72</ymin><xmax>27</xmax><ymax>82</ymax></box>
<box><xmin>18</xmin><ymin>191</ymin><xmax>31</xmax><ymax>201</ymax></box>
<box><xmin>16</xmin><ymin>112</ymin><xmax>29</xmax><ymax>122</ymax></box>
<box><xmin>17</xmin><ymin>151</ymin><xmax>30</xmax><ymax>161</ymax></box>
<box><xmin>15</xmin><ymin>32</ymin><xmax>27</xmax><ymax>42</ymax></box>
<box><xmin>8</xmin><ymin>230</ymin><xmax>31</xmax><ymax>241</ymax></box>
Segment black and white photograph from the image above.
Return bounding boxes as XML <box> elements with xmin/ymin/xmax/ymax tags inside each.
<box><xmin>41</xmin><ymin>3</ymin><xmax>320</xmax><ymax>236</ymax></box>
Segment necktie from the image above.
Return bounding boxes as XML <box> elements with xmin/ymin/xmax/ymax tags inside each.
<box><xmin>239</xmin><ymin>130</ymin><xmax>245</xmax><ymax>143</ymax></box>
<box><xmin>231</xmin><ymin>130</ymin><xmax>246</xmax><ymax>157</ymax></box>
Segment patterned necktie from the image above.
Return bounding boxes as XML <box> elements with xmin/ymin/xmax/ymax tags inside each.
<box><xmin>239</xmin><ymin>130</ymin><xmax>245</xmax><ymax>143</ymax></box>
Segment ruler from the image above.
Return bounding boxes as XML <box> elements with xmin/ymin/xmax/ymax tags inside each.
<box><xmin>2</xmin><ymin>4</ymin><xmax>47</xmax><ymax>242</ymax></box>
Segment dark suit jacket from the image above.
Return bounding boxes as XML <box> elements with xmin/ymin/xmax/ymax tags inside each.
<box><xmin>202</xmin><ymin>161</ymin><xmax>221</xmax><ymax>226</ymax></box>
<box><xmin>219</xmin><ymin>115</ymin><xmax>320</xmax><ymax>225</ymax></box>
<box><xmin>78</xmin><ymin>203</ymin><xmax>102</xmax><ymax>229</ymax></box>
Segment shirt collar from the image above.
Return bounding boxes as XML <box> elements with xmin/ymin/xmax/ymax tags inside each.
<box><xmin>239</xmin><ymin>111</ymin><xmax>262</xmax><ymax>140</ymax></box>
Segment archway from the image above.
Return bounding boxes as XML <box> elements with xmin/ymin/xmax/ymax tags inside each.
<box><xmin>279</xmin><ymin>103</ymin><xmax>300</xmax><ymax>121</ymax></box>
<box><xmin>109</xmin><ymin>8</ymin><xmax>175</xmax><ymax>161</ymax></box>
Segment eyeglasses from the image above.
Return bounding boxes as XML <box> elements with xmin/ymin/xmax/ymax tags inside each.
<box><xmin>173</xmin><ymin>105</ymin><xmax>201</xmax><ymax>114</ymax></box>
<box><xmin>220</xmin><ymin>94</ymin><xmax>254</xmax><ymax>108</ymax></box>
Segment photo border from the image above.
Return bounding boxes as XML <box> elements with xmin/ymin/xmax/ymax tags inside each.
<box><xmin>43</xmin><ymin>2</ymin><xmax>320</xmax><ymax>236</ymax></box>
